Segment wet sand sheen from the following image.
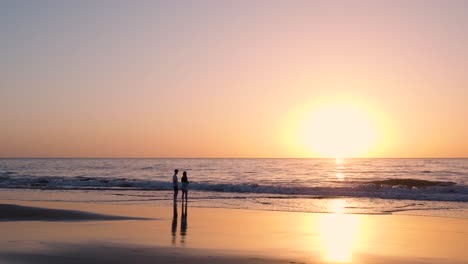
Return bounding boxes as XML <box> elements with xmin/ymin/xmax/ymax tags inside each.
<box><xmin>0</xmin><ymin>200</ymin><xmax>467</xmax><ymax>264</ymax></box>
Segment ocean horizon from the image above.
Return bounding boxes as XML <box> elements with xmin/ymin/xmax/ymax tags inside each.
<box><xmin>2</xmin><ymin>158</ymin><xmax>467</xmax><ymax>218</ymax></box>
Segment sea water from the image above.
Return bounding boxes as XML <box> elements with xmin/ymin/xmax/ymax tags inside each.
<box><xmin>0</xmin><ymin>158</ymin><xmax>467</xmax><ymax>217</ymax></box>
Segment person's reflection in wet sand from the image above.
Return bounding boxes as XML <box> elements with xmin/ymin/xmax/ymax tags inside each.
<box><xmin>171</xmin><ymin>200</ymin><xmax>178</xmax><ymax>245</ymax></box>
<box><xmin>180</xmin><ymin>199</ymin><xmax>188</xmax><ymax>244</ymax></box>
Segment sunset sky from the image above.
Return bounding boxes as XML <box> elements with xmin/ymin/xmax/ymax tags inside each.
<box><xmin>2</xmin><ymin>1</ymin><xmax>468</xmax><ymax>158</ymax></box>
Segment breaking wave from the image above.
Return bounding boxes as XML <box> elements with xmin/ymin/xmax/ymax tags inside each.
<box><xmin>0</xmin><ymin>172</ymin><xmax>467</xmax><ymax>202</ymax></box>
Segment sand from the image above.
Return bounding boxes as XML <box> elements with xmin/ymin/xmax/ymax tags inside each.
<box><xmin>0</xmin><ymin>200</ymin><xmax>467</xmax><ymax>264</ymax></box>
<box><xmin>0</xmin><ymin>204</ymin><xmax>150</xmax><ymax>221</ymax></box>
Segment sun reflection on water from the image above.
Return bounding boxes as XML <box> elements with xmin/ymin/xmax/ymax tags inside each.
<box><xmin>335</xmin><ymin>171</ymin><xmax>345</xmax><ymax>181</ymax></box>
<box><xmin>317</xmin><ymin>200</ymin><xmax>360</xmax><ymax>263</ymax></box>
<box><xmin>335</xmin><ymin>158</ymin><xmax>344</xmax><ymax>165</ymax></box>
<box><xmin>334</xmin><ymin>158</ymin><xmax>345</xmax><ymax>181</ymax></box>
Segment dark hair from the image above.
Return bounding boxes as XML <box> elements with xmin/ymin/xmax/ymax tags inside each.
<box><xmin>174</xmin><ymin>169</ymin><xmax>179</xmax><ymax>173</ymax></box>
<box><xmin>183</xmin><ymin>171</ymin><xmax>187</xmax><ymax>176</ymax></box>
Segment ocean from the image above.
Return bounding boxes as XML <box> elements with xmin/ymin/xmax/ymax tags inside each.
<box><xmin>1</xmin><ymin>158</ymin><xmax>467</xmax><ymax>218</ymax></box>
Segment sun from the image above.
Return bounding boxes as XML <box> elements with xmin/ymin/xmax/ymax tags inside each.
<box><xmin>301</xmin><ymin>103</ymin><xmax>377</xmax><ymax>158</ymax></box>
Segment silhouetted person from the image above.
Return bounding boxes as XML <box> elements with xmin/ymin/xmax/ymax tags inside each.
<box><xmin>181</xmin><ymin>171</ymin><xmax>189</xmax><ymax>201</ymax></box>
<box><xmin>172</xmin><ymin>169</ymin><xmax>179</xmax><ymax>201</ymax></box>
<box><xmin>171</xmin><ymin>200</ymin><xmax>178</xmax><ymax>245</ymax></box>
<box><xmin>181</xmin><ymin>199</ymin><xmax>188</xmax><ymax>243</ymax></box>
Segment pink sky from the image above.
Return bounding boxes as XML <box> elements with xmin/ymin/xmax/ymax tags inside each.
<box><xmin>2</xmin><ymin>1</ymin><xmax>468</xmax><ymax>158</ymax></box>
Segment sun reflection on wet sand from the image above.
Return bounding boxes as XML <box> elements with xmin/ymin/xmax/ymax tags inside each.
<box><xmin>317</xmin><ymin>199</ymin><xmax>361</xmax><ymax>263</ymax></box>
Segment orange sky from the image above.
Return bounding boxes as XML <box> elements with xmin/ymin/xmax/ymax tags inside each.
<box><xmin>2</xmin><ymin>1</ymin><xmax>468</xmax><ymax>158</ymax></box>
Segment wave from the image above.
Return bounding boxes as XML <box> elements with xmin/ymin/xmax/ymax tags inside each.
<box><xmin>0</xmin><ymin>173</ymin><xmax>467</xmax><ymax>202</ymax></box>
<box><xmin>370</xmin><ymin>179</ymin><xmax>456</xmax><ymax>187</ymax></box>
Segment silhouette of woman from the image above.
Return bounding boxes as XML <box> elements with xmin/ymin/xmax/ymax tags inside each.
<box><xmin>181</xmin><ymin>198</ymin><xmax>188</xmax><ymax>243</ymax></box>
<box><xmin>181</xmin><ymin>171</ymin><xmax>189</xmax><ymax>201</ymax></box>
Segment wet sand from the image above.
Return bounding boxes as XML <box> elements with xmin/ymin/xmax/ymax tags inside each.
<box><xmin>0</xmin><ymin>204</ymin><xmax>151</xmax><ymax>221</ymax></box>
<box><xmin>0</xmin><ymin>200</ymin><xmax>467</xmax><ymax>264</ymax></box>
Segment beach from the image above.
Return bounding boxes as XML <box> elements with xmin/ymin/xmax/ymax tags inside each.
<box><xmin>3</xmin><ymin>0</ymin><xmax>468</xmax><ymax>262</ymax></box>
<box><xmin>1</xmin><ymin>197</ymin><xmax>467</xmax><ymax>264</ymax></box>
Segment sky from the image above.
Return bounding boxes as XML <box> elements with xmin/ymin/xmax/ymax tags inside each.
<box><xmin>1</xmin><ymin>0</ymin><xmax>468</xmax><ymax>158</ymax></box>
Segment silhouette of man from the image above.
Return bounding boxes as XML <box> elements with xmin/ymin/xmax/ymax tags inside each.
<box><xmin>171</xmin><ymin>199</ymin><xmax>178</xmax><ymax>245</ymax></box>
<box><xmin>172</xmin><ymin>169</ymin><xmax>179</xmax><ymax>201</ymax></box>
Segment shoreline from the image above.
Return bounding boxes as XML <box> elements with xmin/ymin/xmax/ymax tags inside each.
<box><xmin>1</xmin><ymin>188</ymin><xmax>467</xmax><ymax>219</ymax></box>
<box><xmin>4</xmin><ymin>199</ymin><xmax>468</xmax><ymax>221</ymax></box>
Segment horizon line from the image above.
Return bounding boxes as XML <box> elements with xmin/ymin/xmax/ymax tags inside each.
<box><xmin>1</xmin><ymin>157</ymin><xmax>467</xmax><ymax>159</ymax></box>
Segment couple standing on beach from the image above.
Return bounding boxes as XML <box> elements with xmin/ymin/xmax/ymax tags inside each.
<box><xmin>172</xmin><ymin>169</ymin><xmax>189</xmax><ymax>201</ymax></box>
